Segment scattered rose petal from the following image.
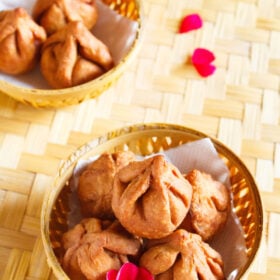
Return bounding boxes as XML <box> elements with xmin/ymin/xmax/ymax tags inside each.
<box><xmin>179</xmin><ymin>13</ymin><xmax>203</xmax><ymax>33</ymax></box>
<box><xmin>117</xmin><ymin>263</ymin><xmax>138</xmax><ymax>280</ymax></box>
<box><xmin>193</xmin><ymin>63</ymin><xmax>216</xmax><ymax>77</ymax></box>
<box><xmin>192</xmin><ymin>48</ymin><xmax>215</xmax><ymax>65</ymax></box>
<box><xmin>106</xmin><ymin>270</ymin><xmax>118</xmax><ymax>280</ymax></box>
<box><xmin>106</xmin><ymin>263</ymin><xmax>154</xmax><ymax>280</ymax></box>
<box><xmin>191</xmin><ymin>48</ymin><xmax>216</xmax><ymax>77</ymax></box>
<box><xmin>137</xmin><ymin>267</ymin><xmax>154</xmax><ymax>280</ymax></box>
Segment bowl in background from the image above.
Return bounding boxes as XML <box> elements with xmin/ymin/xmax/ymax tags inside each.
<box><xmin>0</xmin><ymin>0</ymin><xmax>143</xmax><ymax>108</ymax></box>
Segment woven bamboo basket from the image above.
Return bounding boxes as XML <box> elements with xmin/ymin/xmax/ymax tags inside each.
<box><xmin>41</xmin><ymin>123</ymin><xmax>263</xmax><ymax>279</ymax></box>
<box><xmin>0</xmin><ymin>0</ymin><xmax>143</xmax><ymax>108</ymax></box>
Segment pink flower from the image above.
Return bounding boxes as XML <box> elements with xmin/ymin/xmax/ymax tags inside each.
<box><xmin>191</xmin><ymin>48</ymin><xmax>216</xmax><ymax>77</ymax></box>
<box><xmin>106</xmin><ymin>262</ymin><xmax>154</xmax><ymax>280</ymax></box>
<box><xmin>179</xmin><ymin>14</ymin><xmax>203</xmax><ymax>33</ymax></box>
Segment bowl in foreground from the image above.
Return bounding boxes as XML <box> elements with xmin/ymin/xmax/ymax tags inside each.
<box><xmin>41</xmin><ymin>123</ymin><xmax>263</xmax><ymax>279</ymax></box>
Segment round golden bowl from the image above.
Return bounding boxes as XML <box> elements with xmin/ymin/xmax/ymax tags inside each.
<box><xmin>41</xmin><ymin>123</ymin><xmax>263</xmax><ymax>279</ymax></box>
<box><xmin>0</xmin><ymin>0</ymin><xmax>143</xmax><ymax>108</ymax></box>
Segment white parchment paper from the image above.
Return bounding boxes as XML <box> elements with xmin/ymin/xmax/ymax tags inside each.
<box><xmin>69</xmin><ymin>138</ymin><xmax>248</xmax><ymax>280</ymax></box>
<box><xmin>0</xmin><ymin>0</ymin><xmax>139</xmax><ymax>89</ymax></box>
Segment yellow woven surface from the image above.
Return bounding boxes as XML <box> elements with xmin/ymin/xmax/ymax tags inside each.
<box><xmin>0</xmin><ymin>0</ymin><xmax>279</xmax><ymax>279</ymax></box>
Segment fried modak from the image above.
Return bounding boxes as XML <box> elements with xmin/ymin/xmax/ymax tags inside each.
<box><xmin>140</xmin><ymin>229</ymin><xmax>225</xmax><ymax>280</ymax></box>
<box><xmin>181</xmin><ymin>169</ymin><xmax>230</xmax><ymax>241</ymax></box>
<box><xmin>112</xmin><ymin>155</ymin><xmax>193</xmax><ymax>239</ymax></box>
<box><xmin>78</xmin><ymin>151</ymin><xmax>135</xmax><ymax>219</ymax></box>
<box><xmin>40</xmin><ymin>21</ymin><xmax>114</xmax><ymax>89</ymax></box>
<box><xmin>0</xmin><ymin>8</ymin><xmax>46</xmax><ymax>75</ymax></box>
<box><xmin>62</xmin><ymin>218</ymin><xmax>142</xmax><ymax>280</ymax></box>
<box><xmin>32</xmin><ymin>0</ymin><xmax>98</xmax><ymax>35</ymax></box>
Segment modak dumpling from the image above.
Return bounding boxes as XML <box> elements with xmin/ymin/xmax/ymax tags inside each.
<box><xmin>0</xmin><ymin>8</ymin><xmax>46</xmax><ymax>75</ymax></box>
<box><xmin>40</xmin><ymin>21</ymin><xmax>114</xmax><ymax>89</ymax></box>
<box><xmin>181</xmin><ymin>169</ymin><xmax>230</xmax><ymax>241</ymax></box>
<box><xmin>32</xmin><ymin>0</ymin><xmax>98</xmax><ymax>35</ymax></box>
<box><xmin>139</xmin><ymin>229</ymin><xmax>225</xmax><ymax>280</ymax></box>
<box><xmin>62</xmin><ymin>218</ymin><xmax>142</xmax><ymax>280</ymax></box>
<box><xmin>78</xmin><ymin>151</ymin><xmax>135</xmax><ymax>219</ymax></box>
<box><xmin>112</xmin><ymin>155</ymin><xmax>193</xmax><ymax>239</ymax></box>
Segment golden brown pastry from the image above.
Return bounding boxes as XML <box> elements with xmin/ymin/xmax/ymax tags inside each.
<box><xmin>139</xmin><ymin>229</ymin><xmax>225</xmax><ymax>280</ymax></box>
<box><xmin>40</xmin><ymin>21</ymin><xmax>114</xmax><ymax>89</ymax></box>
<box><xmin>112</xmin><ymin>155</ymin><xmax>193</xmax><ymax>239</ymax></box>
<box><xmin>78</xmin><ymin>151</ymin><xmax>135</xmax><ymax>219</ymax></box>
<box><xmin>32</xmin><ymin>0</ymin><xmax>98</xmax><ymax>35</ymax></box>
<box><xmin>181</xmin><ymin>169</ymin><xmax>230</xmax><ymax>241</ymax></box>
<box><xmin>0</xmin><ymin>8</ymin><xmax>46</xmax><ymax>75</ymax></box>
<box><xmin>62</xmin><ymin>218</ymin><xmax>142</xmax><ymax>280</ymax></box>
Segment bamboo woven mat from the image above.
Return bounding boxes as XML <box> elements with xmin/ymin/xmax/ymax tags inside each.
<box><xmin>0</xmin><ymin>0</ymin><xmax>280</xmax><ymax>279</ymax></box>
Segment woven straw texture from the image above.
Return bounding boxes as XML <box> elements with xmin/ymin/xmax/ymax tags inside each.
<box><xmin>0</xmin><ymin>0</ymin><xmax>279</xmax><ymax>279</ymax></box>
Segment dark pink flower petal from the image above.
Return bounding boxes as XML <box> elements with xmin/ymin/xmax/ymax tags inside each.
<box><xmin>117</xmin><ymin>263</ymin><xmax>138</xmax><ymax>280</ymax></box>
<box><xmin>194</xmin><ymin>63</ymin><xmax>216</xmax><ymax>77</ymax></box>
<box><xmin>106</xmin><ymin>269</ymin><xmax>118</xmax><ymax>280</ymax></box>
<box><xmin>192</xmin><ymin>48</ymin><xmax>215</xmax><ymax>65</ymax></box>
<box><xmin>191</xmin><ymin>48</ymin><xmax>216</xmax><ymax>77</ymax></box>
<box><xmin>179</xmin><ymin>13</ymin><xmax>203</xmax><ymax>33</ymax></box>
<box><xmin>137</xmin><ymin>267</ymin><xmax>154</xmax><ymax>280</ymax></box>
<box><xmin>106</xmin><ymin>263</ymin><xmax>154</xmax><ymax>280</ymax></box>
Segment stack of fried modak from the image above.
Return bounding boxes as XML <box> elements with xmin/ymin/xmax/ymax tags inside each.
<box><xmin>60</xmin><ymin>151</ymin><xmax>230</xmax><ymax>280</ymax></box>
<box><xmin>0</xmin><ymin>0</ymin><xmax>114</xmax><ymax>89</ymax></box>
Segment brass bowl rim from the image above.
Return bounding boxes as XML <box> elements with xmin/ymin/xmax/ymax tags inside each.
<box><xmin>41</xmin><ymin>122</ymin><xmax>263</xmax><ymax>280</ymax></box>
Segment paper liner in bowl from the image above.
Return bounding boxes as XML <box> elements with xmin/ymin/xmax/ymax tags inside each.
<box><xmin>41</xmin><ymin>123</ymin><xmax>263</xmax><ymax>279</ymax></box>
